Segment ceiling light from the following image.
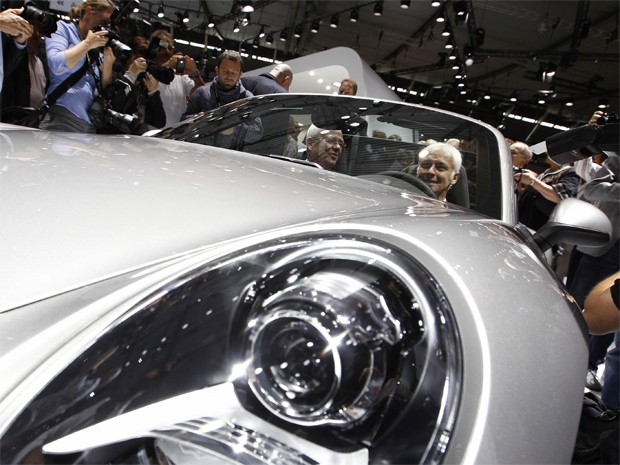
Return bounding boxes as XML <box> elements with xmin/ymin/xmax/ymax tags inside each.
<box><xmin>266</xmin><ymin>32</ymin><xmax>273</xmax><ymax>44</ymax></box>
<box><xmin>294</xmin><ymin>24</ymin><xmax>303</xmax><ymax>38</ymax></box>
<box><xmin>207</xmin><ymin>16</ymin><xmax>215</xmax><ymax>28</ymax></box>
<box><xmin>330</xmin><ymin>14</ymin><xmax>339</xmax><ymax>28</ymax></box>
<box><xmin>400</xmin><ymin>0</ymin><xmax>411</xmax><ymax>8</ymax></box>
<box><xmin>350</xmin><ymin>7</ymin><xmax>359</xmax><ymax>22</ymax></box>
<box><xmin>452</xmin><ymin>62</ymin><xmax>460</xmax><ymax>70</ymax></box>
<box><xmin>483</xmin><ymin>92</ymin><xmax>491</xmax><ymax>100</ymax></box>
<box><xmin>374</xmin><ymin>1</ymin><xmax>383</xmax><ymax>16</ymax></box>
<box><xmin>241</xmin><ymin>13</ymin><xmax>250</xmax><ymax>26</ymax></box>
<box><xmin>253</xmin><ymin>36</ymin><xmax>260</xmax><ymax>48</ymax></box>
<box><xmin>448</xmin><ymin>50</ymin><xmax>457</xmax><ymax>60</ymax></box>
<box><xmin>182</xmin><ymin>10</ymin><xmax>189</xmax><ymax>23</ymax></box>
<box><xmin>436</xmin><ymin>10</ymin><xmax>446</xmax><ymax>23</ymax></box>
<box><xmin>431</xmin><ymin>1</ymin><xmax>441</xmax><ymax>7</ymax></box>
<box><xmin>509</xmin><ymin>91</ymin><xmax>518</xmax><ymax>102</ymax></box>
<box><xmin>240</xmin><ymin>1</ymin><xmax>254</xmax><ymax>13</ymax></box>
<box><xmin>444</xmin><ymin>38</ymin><xmax>454</xmax><ymax>49</ymax></box>
<box><xmin>538</xmin><ymin>96</ymin><xmax>547</xmax><ymax>105</ymax></box>
<box><xmin>233</xmin><ymin>20</ymin><xmax>240</xmax><ymax>33</ymax></box>
<box><xmin>132</xmin><ymin>2</ymin><xmax>140</xmax><ymax>13</ymax></box>
<box><xmin>597</xmin><ymin>97</ymin><xmax>609</xmax><ymax>109</ymax></box>
<box><xmin>258</xmin><ymin>25</ymin><xmax>265</xmax><ymax>37</ymax></box>
<box><xmin>453</xmin><ymin>1</ymin><xmax>467</xmax><ymax>17</ymax></box>
<box><xmin>157</xmin><ymin>3</ymin><xmax>164</xmax><ymax>18</ymax></box>
<box><xmin>565</xmin><ymin>98</ymin><xmax>574</xmax><ymax>107</ymax></box>
<box><xmin>280</xmin><ymin>28</ymin><xmax>288</xmax><ymax>41</ymax></box>
<box><xmin>311</xmin><ymin>19</ymin><xmax>320</xmax><ymax>33</ymax></box>
<box><xmin>442</xmin><ymin>25</ymin><xmax>451</xmax><ymax>37</ymax></box>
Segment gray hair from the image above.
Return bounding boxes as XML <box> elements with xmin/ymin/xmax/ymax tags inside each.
<box><xmin>272</xmin><ymin>63</ymin><xmax>293</xmax><ymax>78</ymax></box>
<box><xmin>510</xmin><ymin>141</ymin><xmax>533</xmax><ymax>161</ymax></box>
<box><xmin>419</xmin><ymin>142</ymin><xmax>462</xmax><ymax>176</ymax></box>
<box><xmin>306</xmin><ymin>124</ymin><xmax>331</xmax><ymax>142</ymax></box>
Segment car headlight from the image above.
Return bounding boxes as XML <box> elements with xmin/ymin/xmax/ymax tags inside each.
<box><xmin>2</xmin><ymin>235</ymin><xmax>461</xmax><ymax>465</ymax></box>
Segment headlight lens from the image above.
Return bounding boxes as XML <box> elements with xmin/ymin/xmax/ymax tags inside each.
<box><xmin>2</xmin><ymin>235</ymin><xmax>461</xmax><ymax>465</ymax></box>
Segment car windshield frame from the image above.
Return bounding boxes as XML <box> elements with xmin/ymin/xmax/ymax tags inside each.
<box><xmin>153</xmin><ymin>94</ymin><xmax>506</xmax><ymax>220</ymax></box>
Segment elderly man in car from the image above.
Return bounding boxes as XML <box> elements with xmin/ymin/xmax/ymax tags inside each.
<box><xmin>304</xmin><ymin>124</ymin><xmax>344</xmax><ymax>170</ymax></box>
<box><xmin>416</xmin><ymin>142</ymin><xmax>462</xmax><ymax>201</ymax></box>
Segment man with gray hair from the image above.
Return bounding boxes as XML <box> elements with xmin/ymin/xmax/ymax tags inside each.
<box><xmin>304</xmin><ymin>124</ymin><xmax>344</xmax><ymax>170</ymax></box>
<box><xmin>416</xmin><ymin>142</ymin><xmax>462</xmax><ymax>201</ymax></box>
<box><xmin>510</xmin><ymin>141</ymin><xmax>533</xmax><ymax>169</ymax></box>
<box><xmin>241</xmin><ymin>63</ymin><xmax>293</xmax><ymax>94</ymax></box>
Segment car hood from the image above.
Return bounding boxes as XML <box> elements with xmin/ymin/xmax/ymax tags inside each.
<box><xmin>0</xmin><ymin>128</ymin><xmax>473</xmax><ymax>312</ymax></box>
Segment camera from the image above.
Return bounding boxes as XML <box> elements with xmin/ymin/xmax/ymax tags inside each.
<box><xmin>175</xmin><ymin>57</ymin><xmax>186</xmax><ymax>74</ymax></box>
<box><xmin>597</xmin><ymin>112</ymin><xmax>619</xmax><ymax>125</ymax></box>
<box><xmin>512</xmin><ymin>166</ymin><xmax>524</xmax><ymax>174</ymax></box>
<box><xmin>91</xmin><ymin>25</ymin><xmax>132</xmax><ymax>64</ymax></box>
<box><xmin>88</xmin><ymin>79</ymin><xmax>140</xmax><ymax>134</ymax></box>
<box><xmin>20</xmin><ymin>0</ymin><xmax>58</xmax><ymax>37</ymax></box>
<box><xmin>138</xmin><ymin>62</ymin><xmax>174</xmax><ymax>85</ymax></box>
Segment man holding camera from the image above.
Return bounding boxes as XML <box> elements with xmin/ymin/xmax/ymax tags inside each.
<box><xmin>148</xmin><ymin>29</ymin><xmax>203</xmax><ymax>126</ymax></box>
<box><xmin>40</xmin><ymin>0</ymin><xmax>116</xmax><ymax>133</ymax></box>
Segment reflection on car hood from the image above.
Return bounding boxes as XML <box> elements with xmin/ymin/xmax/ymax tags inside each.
<box><xmin>0</xmin><ymin>128</ymin><xmax>469</xmax><ymax>312</ymax></box>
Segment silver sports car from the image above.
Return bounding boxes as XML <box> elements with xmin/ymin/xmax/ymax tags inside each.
<box><xmin>0</xmin><ymin>93</ymin><xmax>611</xmax><ymax>464</ymax></box>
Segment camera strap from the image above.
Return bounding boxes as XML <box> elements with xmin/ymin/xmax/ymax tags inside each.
<box><xmin>43</xmin><ymin>56</ymin><xmax>91</xmax><ymax>109</ymax></box>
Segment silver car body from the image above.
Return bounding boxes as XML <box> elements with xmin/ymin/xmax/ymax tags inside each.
<box><xmin>0</xmin><ymin>93</ymin><xmax>605</xmax><ymax>464</ymax></box>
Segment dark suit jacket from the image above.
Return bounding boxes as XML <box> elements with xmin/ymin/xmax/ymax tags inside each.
<box><xmin>241</xmin><ymin>73</ymin><xmax>287</xmax><ymax>95</ymax></box>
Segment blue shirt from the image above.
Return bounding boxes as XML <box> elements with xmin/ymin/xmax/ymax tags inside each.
<box><xmin>45</xmin><ymin>21</ymin><xmax>101</xmax><ymax>123</ymax></box>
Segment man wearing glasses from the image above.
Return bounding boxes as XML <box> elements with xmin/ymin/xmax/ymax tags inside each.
<box><xmin>305</xmin><ymin>124</ymin><xmax>344</xmax><ymax>170</ymax></box>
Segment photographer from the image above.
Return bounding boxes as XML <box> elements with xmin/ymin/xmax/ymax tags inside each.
<box><xmin>40</xmin><ymin>0</ymin><xmax>116</xmax><ymax>133</ymax></box>
<box><xmin>148</xmin><ymin>29</ymin><xmax>203</xmax><ymax>126</ymax></box>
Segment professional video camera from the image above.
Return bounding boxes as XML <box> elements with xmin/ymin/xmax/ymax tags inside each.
<box><xmin>530</xmin><ymin>118</ymin><xmax>619</xmax><ymax>165</ymax></box>
<box><xmin>19</xmin><ymin>0</ymin><xmax>58</xmax><ymax>37</ymax></box>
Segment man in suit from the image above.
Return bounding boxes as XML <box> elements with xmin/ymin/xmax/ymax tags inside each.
<box><xmin>241</xmin><ymin>63</ymin><xmax>293</xmax><ymax>95</ymax></box>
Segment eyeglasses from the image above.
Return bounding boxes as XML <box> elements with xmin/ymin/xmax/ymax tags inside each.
<box><xmin>322</xmin><ymin>135</ymin><xmax>345</xmax><ymax>148</ymax></box>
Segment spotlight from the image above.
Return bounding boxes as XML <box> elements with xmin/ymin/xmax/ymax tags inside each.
<box><xmin>541</xmin><ymin>63</ymin><xmax>557</xmax><ymax>83</ymax></box>
<box><xmin>133</xmin><ymin>3</ymin><xmax>140</xmax><ymax>13</ymax></box>
<box><xmin>266</xmin><ymin>32</ymin><xmax>273</xmax><ymax>44</ymax></box>
<box><xmin>157</xmin><ymin>3</ymin><xmax>164</xmax><ymax>18</ymax></box>
<box><xmin>280</xmin><ymin>28</ymin><xmax>288</xmax><ymax>41</ymax></box>
<box><xmin>182</xmin><ymin>10</ymin><xmax>189</xmax><ymax>23</ymax></box>
<box><xmin>448</xmin><ymin>50</ymin><xmax>457</xmax><ymax>60</ymax></box>
<box><xmin>330</xmin><ymin>14</ymin><xmax>339</xmax><ymax>28</ymax></box>
<box><xmin>207</xmin><ymin>16</ymin><xmax>215</xmax><ymax>28</ymax></box>
<box><xmin>509</xmin><ymin>91</ymin><xmax>518</xmax><ymax>102</ymax></box>
<box><xmin>311</xmin><ymin>19</ymin><xmax>320</xmax><ymax>33</ymax></box>
<box><xmin>400</xmin><ymin>0</ymin><xmax>411</xmax><ymax>8</ymax></box>
<box><xmin>294</xmin><ymin>24</ymin><xmax>303</xmax><ymax>38</ymax></box>
<box><xmin>374</xmin><ymin>1</ymin><xmax>383</xmax><ymax>16</ymax></box>
<box><xmin>465</xmin><ymin>54</ymin><xmax>474</xmax><ymax>66</ymax></box>
<box><xmin>538</xmin><ymin>96</ymin><xmax>547</xmax><ymax>105</ymax></box>
<box><xmin>442</xmin><ymin>24</ymin><xmax>451</xmax><ymax>37</ymax></box>
<box><xmin>436</xmin><ymin>9</ymin><xmax>446</xmax><ymax>22</ymax></box>
<box><xmin>431</xmin><ymin>1</ymin><xmax>441</xmax><ymax>7</ymax></box>
<box><xmin>240</xmin><ymin>0</ymin><xmax>254</xmax><ymax>13</ymax></box>
<box><xmin>233</xmin><ymin>20</ymin><xmax>240</xmax><ymax>33</ymax></box>
<box><xmin>483</xmin><ymin>92</ymin><xmax>491</xmax><ymax>100</ymax></box>
<box><xmin>259</xmin><ymin>25</ymin><xmax>265</xmax><ymax>37</ymax></box>
<box><xmin>350</xmin><ymin>7</ymin><xmax>359</xmax><ymax>22</ymax></box>
<box><xmin>565</xmin><ymin>98</ymin><xmax>574</xmax><ymax>107</ymax></box>
<box><xmin>444</xmin><ymin>38</ymin><xmax>454</xmax><ymax>49</ymax></box>
<box><xmin>597</xmin><ymin>97</ymin><xmax>609</xmax><ymax>109</ymax></box>
<box><xmin>241</xmin><ymin>13</ymin><xmax>251</xmax><ymax>26</ymax></box>
<box><xmin>253</xmin><ymin>36</ymin><xmax>260</xmax><ymax>48</ymax></box>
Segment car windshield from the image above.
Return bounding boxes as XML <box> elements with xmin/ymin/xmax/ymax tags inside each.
<box><xmin>153</xmin><ymin>94</ymin><xmax>503</xmax><ymax>219</ymax></box>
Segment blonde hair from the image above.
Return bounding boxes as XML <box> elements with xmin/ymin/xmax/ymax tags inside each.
<box><xmin>78</xmin><ymin>0</ymin><xmax>116</xmax><ymax>18</ymax></box>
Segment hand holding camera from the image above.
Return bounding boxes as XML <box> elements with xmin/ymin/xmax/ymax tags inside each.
<box><xmin>0</xmin><ymin>7</ymin><xmax>34</xmax><ymax>42</ymax></box>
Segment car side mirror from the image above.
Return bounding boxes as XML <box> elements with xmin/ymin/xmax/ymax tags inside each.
<box><xmin>534</xmin><ymin>198</ymin><xmax>612</xmax><ymax>253</ymax></box>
